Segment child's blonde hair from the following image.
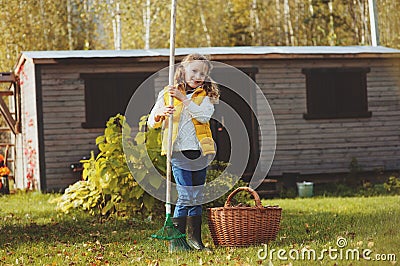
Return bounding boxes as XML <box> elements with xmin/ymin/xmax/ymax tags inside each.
<box><xmin>174</xmin><ymin>53</ymin><xmax>219</xmax><ymax>103</ymax></box>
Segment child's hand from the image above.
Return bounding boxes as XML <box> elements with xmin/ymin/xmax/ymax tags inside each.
<box><xmin>154</xmin><ymin>105</ymin><xmax>175</xmax><ymax>122</ymax></box>
<box><xmin>160</xmin><ymin>105</ymin><xmax>175</xmax><ymax>116</ymax></box>
<box><xmin>167</xmin><ymin>85</ymin><xmax>185</xmax><ymax>101</ymax></box>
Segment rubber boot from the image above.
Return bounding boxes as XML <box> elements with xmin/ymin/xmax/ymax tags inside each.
<box><xmin>186</xmin><ymin>215</ymin><xmax>212</xmax><ymax>251</ymax></box>
<box><xmin>170</xmin><ymin>217</ymin><xmax>191</xmax><ymax>251</ymax></box>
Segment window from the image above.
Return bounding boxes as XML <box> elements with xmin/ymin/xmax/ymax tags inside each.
<box><xmin>302</xmin><ymin>68</ymin><xmax>371</xmax><ymax>119</ymax></box>
<box><xmin>81</xmin><ymin>72</ymin><xmax>152</xmax><ymax>128</ymax></box>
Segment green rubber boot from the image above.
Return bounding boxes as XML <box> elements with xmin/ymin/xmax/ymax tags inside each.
<box><xmin>186</xmin><ymin>215</ymin><xmax>212</xmax><ymax>251</ymax></box>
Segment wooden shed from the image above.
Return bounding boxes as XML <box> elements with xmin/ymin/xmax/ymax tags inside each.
<box><xmin>9</xmin><ymin>46</ymin><xmax>400</xmax><ymax>191</ymax></box>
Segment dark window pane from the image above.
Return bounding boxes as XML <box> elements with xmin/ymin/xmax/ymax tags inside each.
<box><xmin>81</xmin><ymin>73</ymin><xmax>152</xmax><ymax>128</ymax></box>
<box><xmin>303</xmin><ymin>68</ymin><xmax>371</xmax><ymax>119</ymax></box>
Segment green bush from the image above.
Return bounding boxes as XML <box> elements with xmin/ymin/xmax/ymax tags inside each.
<box><xmin>384</xmin><ymin>175</ymin><xmax>400</xmax><ymax>194</ymax></box>
<box><xmin>56</xmin><ymin>114</ymin><xmax>164</xmax><ymax>217</ymax></box>
<box><xmin>56</xmin><ymin>114</ymin><xmax>249</xmax><ymax>217</ymax></box>
<box><xmin>313</xmin><ymin>174</ymin><xmax>400</xmax><ymax>198</ymax></box>
<box><xmin>205</xmin><ymin>161</ymin><xmax>251</xmax><ymax>208</ymax></box>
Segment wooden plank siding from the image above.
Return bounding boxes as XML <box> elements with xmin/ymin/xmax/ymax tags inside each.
<box><xmin>39</xmin><ymin>64</ymin><xmax>164</xmax><ymax>190</ymax></box>
<box><xmin>37</xmin><ymin>57</ymin><xmax>400</xmax><ymax>190</ymax></box>
<box><xmin>257</xmin><ymin>58</ymin><xmax>400</xmax><ymax>176</ymax></box>
<box><xmin>18</xmin><ymin>59</ymin><xmax>40</xmax><ymax>190</ymax></box>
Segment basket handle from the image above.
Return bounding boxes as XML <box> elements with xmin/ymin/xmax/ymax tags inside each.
<box><xmin>224</xmin><ymin>187</ymin><xmax>262</xmax><ymax>208</ymax></box>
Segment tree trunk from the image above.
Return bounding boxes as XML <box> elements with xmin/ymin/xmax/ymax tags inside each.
<box><xmin>109</xmin><ymin>0</ymin><xmax>121</xmax><ymax>50</ymax></box>
<box><xmin>368</xmin><ymin>0</ymin><xmax>379</xmax><ymax>46</ymax></box>
<box><xmin>67</xmin><ymin>0</ymin><xmax>73</xmax><ymax>50</ymax></box>
<box><xmin>308</xmin><ymin>0</ymin><xmax>316</xmax><ymax>45</ymax></box>
<box><xmin>359</xmin><ymin>0</ymin><xmax>369</xmax><ymax>45</ymax></box>
<box><xmin>116</xmin><ymin>2</ymin><xmax>121</xmax><ymax>50</ymax></box>
<box><xmin>83</xmin><ymin>0</ymin><xmax>90</xmax><ymax>50</ymax></box>
<box><xmin>293</xmin><ymin>0</ymin><xmax>299</xmax><ymax>46</ymax></box>
<box><xmin>350</xmin><ymin>0</ymin><xmax>359</xmax><ymax>44</ymax></box>
<box><xmin>283</xmin><ymin>0</ymin><xmax>294</xmax><ymax>45</ymax></box>
<box><xmin>250</xmin><ymin>0</ymin><xmax>261</xmax><ymax>45</ymax></box>
<box><xmin>328</xmin><ymin>0</ymin><xmax>335</xmax><ymax>46</ymax></box>
<box><xmin>39</xmin><ymin>0</ymin><xmax>49</xmax><ymax>50</ymax></box>
<box><xmin>275</xmin><ymin>0</ymin><xmax>282</xmax><ymax>45</ymax></box>
<box><xmin>198</xmin><ymin>0</ymin><xmax>211</xmax><ymax>46</ymax></box>
<box><xmin>144</xmin><ymin>0</ymin><xmax>151</xmax><ymax>49</ymax></box>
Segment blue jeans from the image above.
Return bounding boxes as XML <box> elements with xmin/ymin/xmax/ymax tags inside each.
<box><xmin>172</xmin><ymin>151</ymin><xmax>207</xmax><ymax>217</ymax></box>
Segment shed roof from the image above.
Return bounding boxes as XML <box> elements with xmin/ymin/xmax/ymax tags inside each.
<box><xmin>16</xmin><ymin>46</ymin><xmax>400</xmax><ymax>69</ymax></box>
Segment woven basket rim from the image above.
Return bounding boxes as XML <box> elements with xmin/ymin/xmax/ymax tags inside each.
<box><xmin>208</xmin><ymin>187</ymin><xmax>283</xmax><ymax>211</ymax></box>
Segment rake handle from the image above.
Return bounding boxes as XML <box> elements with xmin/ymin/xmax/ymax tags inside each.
<box><xmin>165</xmin><ymin>0</ymin><xmax>177</xmax><ymax>215</ymax></box>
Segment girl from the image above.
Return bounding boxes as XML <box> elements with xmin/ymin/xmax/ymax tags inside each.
<box><xmin>148</xmin><ymin>54</ymin><xmax>219</xmax><ymax>250</ymax></box>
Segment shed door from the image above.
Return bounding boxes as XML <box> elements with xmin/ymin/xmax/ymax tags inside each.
<box><xmin>210</xmin><ymin>68</ymin><xmax>259</xmax><ymax>181</ymax></box>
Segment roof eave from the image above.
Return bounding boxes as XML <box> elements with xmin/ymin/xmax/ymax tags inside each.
<box><xmin>17</xmin><ymin>46</ymin><xmax>400</xmax><ymax>66</ymax></box>
<box><xmin>26</xmin><ymin>53</ymin><xmax>400</xmax><ymax>66</ymax></box>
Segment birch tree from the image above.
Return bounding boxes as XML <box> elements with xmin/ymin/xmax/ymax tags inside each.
<box><xmin>143</xmin><ymin>0</ymin><xmax>151</xmax><ymax>49</ymax></box>
<box><xmin>250</xmin><ymin>0</ymin><xmax>262</xmax><ymax>45</ymax></box>
<box><xmin>327</xmin><ymin>0</ymin><xmax>336</xmax><ymax>46</ymax></box>
<box><xmin>283</xmin><ymin>0</ymin><xmax>294</xmax><ymax>45</ymax></box>
<box><xmin>275</xmin><ymin>0</ymin><xmax>282</xmax><ymax>45</ymax></box>
<box><xmin>198</xmin><ymin>0</ymin><xmax>212</xmax><ymax>47</ymax></box>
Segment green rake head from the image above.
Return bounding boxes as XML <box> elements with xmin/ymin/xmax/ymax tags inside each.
<box><xmin>151</xmin><ymin>214</ymin><xmax>191</xmax><ymax>252</ymax></box>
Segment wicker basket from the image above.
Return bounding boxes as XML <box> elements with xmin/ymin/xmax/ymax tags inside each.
<box><xmin>207</xmin><ymin>187</ymin><xmax>282</xmax><ymax>247</ymax></box>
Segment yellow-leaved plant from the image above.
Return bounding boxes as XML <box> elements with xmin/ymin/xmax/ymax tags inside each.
<box><xmin>56</xmin><ymin>114</ymin><xmax>165</xmax><ymax>217</ymax></box>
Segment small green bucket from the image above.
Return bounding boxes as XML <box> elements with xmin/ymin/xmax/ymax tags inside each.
<box><xmin>297</xmin><ymin>182</ymin><xmax>314</xmax><ymax>198</ymax></box>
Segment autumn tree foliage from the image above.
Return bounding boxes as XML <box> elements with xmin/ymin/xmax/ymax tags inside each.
<box><xmin>0</xmin><ymin>0</ymin><xmax>399</xmax><ymax>71</ymax></box>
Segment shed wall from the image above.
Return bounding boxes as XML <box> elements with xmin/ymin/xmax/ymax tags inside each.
<box><xmin>257</xmin><ymin>58</ymin><xmax>400</xmax><ymax>176</ymax></box>
<box><xmin>37</xmin><ymin>57</ymin><xmax>400</xmax><ymax>190</ymax></box>
<box><xmin>40</xmin><ymin>63</ymin><xmax>165</xmax><ymax>190</ymax></box>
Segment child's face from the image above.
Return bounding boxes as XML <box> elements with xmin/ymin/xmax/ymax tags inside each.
<box><xmin>183</xmin><ymin>61</ymin><xmax>209</xmax><ymax>89</ymax></box>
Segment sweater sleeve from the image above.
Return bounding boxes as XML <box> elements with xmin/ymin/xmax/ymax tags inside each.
<box><xmin>186</xmin><ymin>96</ymin><xmax>214</xmax><ymax>123</ymax></box>
<box><xmin>148</xmin><ymin>90</ymin><xmax>165</xmax><ymax>128</ymax></box>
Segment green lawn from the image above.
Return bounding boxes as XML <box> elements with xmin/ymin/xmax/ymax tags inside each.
<box><xmin>0</xmin><ymin>192</ymin><xmax>398</xmax><ymax>265</ymax></box>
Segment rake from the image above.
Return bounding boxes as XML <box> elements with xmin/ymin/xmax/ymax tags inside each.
<box><xmin>150</xmin><ymin>0</ymin><xmax>191</xmax><ymax>252</ymax></box>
